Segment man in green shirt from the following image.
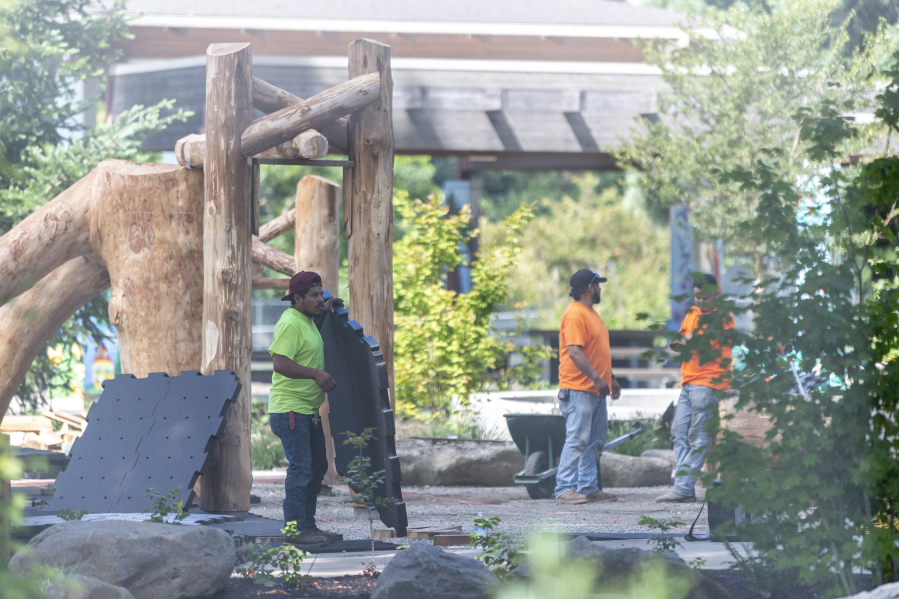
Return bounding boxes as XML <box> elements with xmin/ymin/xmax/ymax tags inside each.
<box><xmin>269</xmin><ymin>271</ymin><xmax>343</xmax><ymax>545</ymax></box>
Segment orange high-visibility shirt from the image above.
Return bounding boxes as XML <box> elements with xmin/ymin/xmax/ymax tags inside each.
<box><xmin>680</xmin><ymin>306</ymin><xmax>735</xmax><ymax>391</ymax></box>
<box><xmin>558</xmin><ymin>302</ymin><xmax>611</xmax><ymax>395</ymax></box>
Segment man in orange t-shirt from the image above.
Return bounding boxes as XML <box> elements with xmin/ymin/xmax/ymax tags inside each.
<box><xmin>656</xmin><ymin>273</ymin><xmax>734</xmax><ymax>503</ymax></box>
<box><xmin>555</xmin><ymin>269</ymin><xmax>621</xmax><ymax>505</ymax></box>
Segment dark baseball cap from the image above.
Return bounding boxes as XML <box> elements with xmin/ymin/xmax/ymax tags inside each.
<box><xmin>281</xmin><ymin>271</ymin><xmax>322</xmax><ymax>301</ymax></box>
<box><xmin>570</xmin><ymin>269</ymin><xmax>607</xmax><ymax>290</ymax></box>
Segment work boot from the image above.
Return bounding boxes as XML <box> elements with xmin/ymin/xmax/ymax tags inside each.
<box><xmin>289</xmin><ymin>530</ymin><xmax>331</xmax><ymax>546</ymax></box>
<box><xmin>309</xmin><ymin>525</ymin><xmax>343</xmax><ymax>541</ymax></box>
<box><xmin>555</xmin><ymin>491</ymin><xmax>588</xmax><ymax>505</ymax></box>
<box><xmin>586</xmin><ymin>490</ymin><xmax>617</xmax><ymax>502</ymax></box>
<box><xmin>655</xmin><ymin>490</ymin><xmax>695</xmax><ymax>503</ymax></box>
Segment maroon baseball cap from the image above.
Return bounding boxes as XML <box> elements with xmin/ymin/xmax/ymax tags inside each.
<box><xmin>281</xmin><ymin>271</ymin><xmax>322</xmax><ymax>301</ymax></box>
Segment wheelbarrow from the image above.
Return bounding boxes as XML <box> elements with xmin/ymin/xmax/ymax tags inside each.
<box><xmin>503</xmin><ymin>413</ymin><xmax>644</xmax><ymax>499</ymax></box>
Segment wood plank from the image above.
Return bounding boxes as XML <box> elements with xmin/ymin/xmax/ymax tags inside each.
<box><xmin>433</xmin><ymin>534</ymin><xmax>473</xmax><ymax>547</ymax></box>
<box><xmin>0</xmin><ymin>415</ymin><xmax>54</xmax><ymax>433</ymax></box>
<box><xmin>346</xmin><ymin>39</ymin><xmax>396</xmax><ymax>409</ymax></box>
<box><xmin>241</xmin><ymin>72</ymin><xmax>380</xmax><ymax>157</ymax></box>
<box><xmin>200</xmin><ymin>42</ymin><xmax>254</xmax><ymax>513</ymax></box>
<box><xmin>373</xmin><ymin>528</ymin><xmax>396</xmax><ymax>539</ymax></box>
<box><xmin>252</xmin><ymin>76</ymin><xmax>349</xmax><ymax>154</ymax></box>
<box><xmin>251</xmin><ymin>277</ymin><xmax>290</xmax><ymax>289</ymax></box>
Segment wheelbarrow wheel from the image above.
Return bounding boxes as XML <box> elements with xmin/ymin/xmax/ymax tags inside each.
<box><xmin>524</xmin><ymin>451</ymin><xmax>555</xmax><ymax>499</ymax></box>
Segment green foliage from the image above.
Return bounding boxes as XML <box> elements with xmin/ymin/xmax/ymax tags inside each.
<box><xmin>698</xmin><ymin>53</ymin><xmax>899</xmax><ymax>596</ymax></box>
<box><xmin>0</xmin><ymin>0</ymin><xmax>130</xmax><ymax>167</ymax></box>
<box><xmin>606</xmin><ymin>419</ymin><xmax>670</xmax><ymax>457</ymax></box>
<box><xmin>0</xmin><ymin>0</ymin><xmax>189</xmax><ymax>411</ymax></box>
<box><xmin>250</xmin><ymin>399</ymin><xmax>285</xmax><ymax>470</ymax></box>
<box><xmin>393</xmin><ymin>192</ymin><xmax>535</xmax><ymax>419</ymax></box>
<box><xmin>143</xmin><ymin>488</ymin><xmax>189</xmax><ymax>524</ymax></box>
<box><xmin>0</xmin><ymin>445</ymin><xmax>42</xmax><ymax>598</ymax></box>
<box><xmin>616</xmin><ymin>0</ymin><xmax>888</xmax><ymax>275</ymax></box>
<box><xmin>56</xmin><ymin>508</ymin><xmax>88</xmax><ymax>521</ymax></box>
<box><xmin>469</xmin><ymin>516</ymin><xmax>523</xmax><ymax>577</ymax></box>
<box><xmin>236</xmin><ymin>523</ymin><xmax>311</xmax><ymax>587</ymax></box>
<box><xmin>341</xmin><ymin>428</ymin><xmax>393</xmax><ymax>568</ymax></box>
<box><xmin>480</xmin><ymin>174</ymin><xmax>669</xmax><ymax>331</ymax></box>
<box><xmin>638</xmin><ymin>515</ymin><xmax>685</xmax><ymax>553</ymax></box>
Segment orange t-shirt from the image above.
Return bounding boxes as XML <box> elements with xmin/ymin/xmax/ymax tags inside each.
<box><xmin>558</xmin><ymin>302</ymin><xmax>612</xmax><ymax>395</ymax></box>
<box><xmin>680</xmin><ymin>306</ymin><xmax>735</xmax><ymax>391</ymax></box>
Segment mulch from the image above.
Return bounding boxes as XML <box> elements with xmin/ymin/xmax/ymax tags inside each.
<box><xmin>218</xmin><ymin>575</ymin><xmax>378</xmax><ymax>599</ymax></box>
<box><xmin>219</xmin><ymin>569</ymin><xmax>873</xmax><ymax>599</ymax></box>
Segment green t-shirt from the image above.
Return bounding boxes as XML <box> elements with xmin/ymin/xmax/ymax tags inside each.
<box><xmin>267</xmin><ymin>308</ymin><xmax>325</xmax><ymax>415</ymax></box>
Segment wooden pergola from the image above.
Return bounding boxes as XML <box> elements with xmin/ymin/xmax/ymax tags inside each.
<box><xmin>0</xmin><ymin>38</ymin><xmax>395</xmax><ymax>511</ymax></box>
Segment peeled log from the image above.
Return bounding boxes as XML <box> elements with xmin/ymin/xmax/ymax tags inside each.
<box><xmin>292</xmin><ymin>130</ymin><xmax>328</xmax><ymax>159</ymax></box>
<box><xmin>252</xmin><ymin>238</ymin><xmax>295</xmax><ymax>276</ymax></box>
<box><xmin>252</xmin><ymin>77</ymin><xmax>349</xmax><ymax>154</ymax></box>
<box><xmin>0</xmin><ymin>173</ymin><xmax>94</xmax><ymax>303</ymax></box>
<box><xmin>257</xmin><ymin>209</ymin><xmax>296</xmax><ymax>243</ymax></box>
<box><xmin>88</xmin><ymin>160</ymin><xmax>205</xmax><ymax>377</ymax></box>
<box><xmin>241</xmin><ymin>72</ymin><xmax>379</xmax><ymax>157</ymax></box>
<box><xmin>0</xmin><ymin>257</ymin><xmax>110</xmax><ymax>417</ymax></box>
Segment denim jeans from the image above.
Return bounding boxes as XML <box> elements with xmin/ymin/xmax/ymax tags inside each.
<box><xmin>555</xmin><ymin>389</ymin><xmax>608</xmax><ymax>498</ymax></box>
<box><xmin>270</xmin><ymin>411</ymin><xmax>328</xmax><ymax>530</ymax></box>
<box><xmin>672</xmin><ymin>384</ymin><xmax>720</xmax><ymax>497</ymax></box>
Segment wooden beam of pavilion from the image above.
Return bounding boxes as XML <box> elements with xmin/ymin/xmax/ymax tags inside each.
<box><xmin>251</xmin><ymin>237</ymin><xmax>295</xmax><ymax>276</ymax></box>
<box><xmin>253</xmin><ymin>77</ymin><xmax>349</xmax><ymax>154</ymax></box>
<box><xmin>241</xmin><ymin>72</ymin><xmax>380</xmax><ymax>157</ymax></box>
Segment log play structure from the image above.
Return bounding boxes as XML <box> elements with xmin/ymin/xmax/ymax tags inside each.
<box><xmin>0</xmin><ymin>39</ymin><xmax>395</xmax><ymax>513</ymax></box>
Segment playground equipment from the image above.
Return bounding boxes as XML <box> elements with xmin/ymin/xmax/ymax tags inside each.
<box><xmin>0</xmin><ymin>39</ymin><xmax>396</xmax><ymax>513</ymax></box>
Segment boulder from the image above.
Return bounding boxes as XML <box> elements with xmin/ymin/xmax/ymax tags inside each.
<box><xmin>564</xmin><ymin>537</ymin><xmax>731</xmax><ymax>599</ymax></box>
<box><xmin>397</xmin><ymin>440</ymin><xmax>522</xmax><ymax>486</ymax></box>
<box><xmin>10</xmin><ymin>521</ymin><xmax>238</xmax><ymax>599</ymax></box>
<box><xmin>371</xmin><ymin>543</ymin><xmax>498</xmax><ymax>599</ymax></box>
<box><xmin>839</xmin><ymin>582</ymin><xmax>899</xmax><ymax>599</ymax></box>
<box><xmin>45</xmin><ymin>575</ymin><xmax>134</xmax><ymax>599</ymax></box>
<box><xmin>601</xmin><ymin>452</ymin><xmax>671</xmax><ymax>487</ymax></box>
<box><xmin>640</xmin><ymin>449</ymin><xmax>676</xmax><ymax>468</ymax></box>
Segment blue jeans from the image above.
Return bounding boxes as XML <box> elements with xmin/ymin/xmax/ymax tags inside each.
<box><xmin>555</xmin><ymin>390</ymin><xmax>608</xmax><ymax>498</ymax></box>
<box><xmin>672</xmin><ymin>384</ymin><xmax>720</xmax><ymax>497</ymax></box>
<box><xmin>270</xmin><ymin>412</ymin><xmax>328</xmax><ymax>531</ymax></box>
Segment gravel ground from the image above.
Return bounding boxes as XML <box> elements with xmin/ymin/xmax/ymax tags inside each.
<box><xmin>250</xmin><ymin>483</ymin><xmax>710</xmax><ymax>545</ymax></box>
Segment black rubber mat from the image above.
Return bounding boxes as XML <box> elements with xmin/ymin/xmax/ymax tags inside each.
<box><xmin>50</xmin><ymin>371</ymin><xmax>241</xmax><ymax>514</ymax></box>
<box><xmin>319</xmin><ymin>291</ymin><xmax>407</xmax><ymax>536</ymax></box>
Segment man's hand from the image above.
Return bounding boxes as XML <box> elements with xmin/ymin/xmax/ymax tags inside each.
<box><xmin>312</xmin><ymin>369</ymin><xmax>337</xmax><ymax>392</ymax></box>
<box><xmin>611</xmin><ymin>379</ymin><xmax>621</xmax><ymax>401</ymax></box>
<box><xmin>323</xmin><ymin>296</ymin><xmax>345</xmax><ymax>312</ymax></box>
<box><xmin>594</xmin><ymin>376</ymin><xmax>611</xmax><ymax>398</ymax></box>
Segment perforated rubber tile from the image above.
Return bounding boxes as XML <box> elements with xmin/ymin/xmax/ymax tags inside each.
<box><xmin>319</xmin><ymin>292</ymin><xmax>407</xmax><ymax>536</ymax></box>
<box><xmin>51</xmin><ymin>370</ymin><xmax>241</xmax><ymax>514</ymax></box>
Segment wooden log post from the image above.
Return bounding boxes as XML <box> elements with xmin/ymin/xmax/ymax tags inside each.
<box><xmin>295</xmin><ymin>175</ymin><xmax>341</xmax><ymax>486</ymax></box>
<box><xmin>201</xmin><ymin>42</ymin><xmax>254</xmax><ymax>512</ymax></box>
<box><xmin>345</xmin><ymin>39</ymin><xmax>396</xmax><ymax>408</ymax></box>
<box><xmin>88</xmin><ymin>160</ymin><xmax>205</xmax><ymax>377</ymax></box>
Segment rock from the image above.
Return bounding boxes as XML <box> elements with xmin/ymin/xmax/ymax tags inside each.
<box><xmin>10</xmin><ymin>521</ymin><xmax>238</xmax><ymax>599</ymax></box>
<box><xmin>641</xmin><ymin>449</ymin><xmax>676</xmax><ymax>468</ymax></box>
<box><xmin>839</xmin><ymin>582</ymin><xmax>899</xmax><ymax>599</ymax></box>
<box><xmin>601</xmin><ymin>452</ymin><xmax>671</xmax><ymax>487</ymax></box>
<box><xmin>371</xmin><ymin>543</ymin><xmax>498</xmax><ymax>599</ymax></box>
<box><xmin>564</xmin><ymin>537</ymin><xmax>732</xmax><ymax>599</ymax></box>
<box><xmin>397</xmin><ymin>440</ymin><xmax>522</xmax><ymax>486</ymax></box>
<box><xmin>45</xmin><ymin>575</ymin><xmax>134</xmax><ymax>599</ymax></box>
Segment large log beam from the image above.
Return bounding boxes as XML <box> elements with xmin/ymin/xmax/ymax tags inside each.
<box><xmin>252</xmin><ymin>238</ymin><xmax>295</xmax><ymax>276</ymax></box>
<box><xmin>345</xmin><ymin>39</ymin><xmax>396</xmax><ymax>409</ymax></box>
<box><xmin>295</xmin><ymin>175</ymin><xmax>341</xmax><ymax>487</ymax></box>
<box><xmin>241</xmin><ymin>72</ymin><xmax>380</xmax><ymax>157</ymax></box>
<box><xmin>252</xmin><ymin>77</ymin><xmax>349</xmax><ymax>154</ymax></box>
<box><xmin>201</xmin><ymin>42</ymin><xmax>253</xmax><ymax>512</ymax></box>
<box><xmin>0</xmin><ymin>257</ymin><xmax>110</xmax><ymax>417</ymax></box>
<box><xmin>175</xmin><ymin>131</ymin><xmax>329</xmax><ymax>169</ymax></box>
<box><xmin>0</xmin><ymin>173</ymin><xmax>94</xmax><ymax>303</ymax></box>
